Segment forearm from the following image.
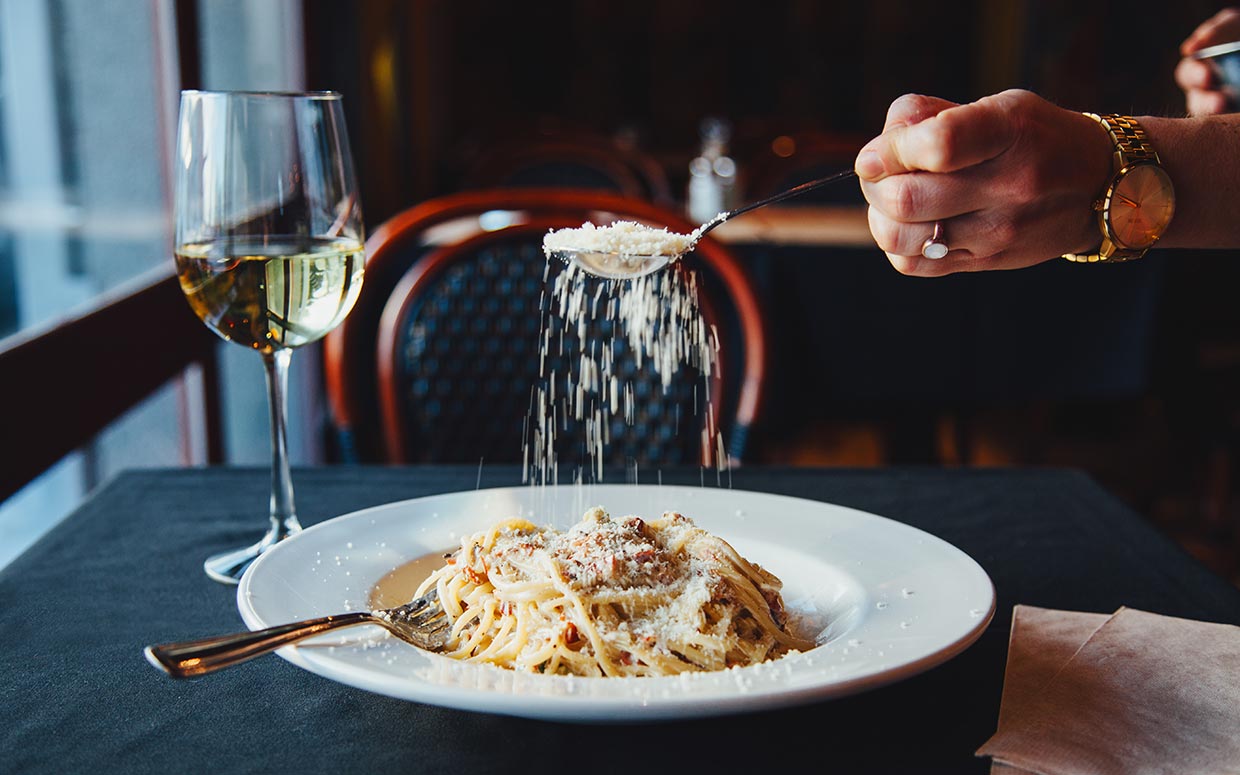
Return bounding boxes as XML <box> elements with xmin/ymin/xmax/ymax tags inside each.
<box><xmin>1142</xmin><ymin>114</ymin><xmax>1240</xmax><ymax>249</ymax></box>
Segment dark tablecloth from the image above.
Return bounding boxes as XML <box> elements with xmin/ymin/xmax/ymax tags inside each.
<box><xmin>3</xmin><ymin>466</ymin><xmax>1238</xmax><ymax>774</ymax></box>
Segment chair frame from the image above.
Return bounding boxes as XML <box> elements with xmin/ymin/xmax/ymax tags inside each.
<box><xmin>324</xmin><ymin>188</ymin><xmax>767</xmax><ymax>464</ymax></box>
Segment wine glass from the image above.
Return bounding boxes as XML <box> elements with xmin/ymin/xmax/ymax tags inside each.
<box><xmin>174</xmin><ymin>91</ymin><xmax>365</xmax><ymax>584</ymax></box>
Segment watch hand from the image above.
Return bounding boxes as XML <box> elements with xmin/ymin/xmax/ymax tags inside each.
<box><xmin>1115</xmin><ymin>193</ymin><xmax>1139</xmax><ymax>207</ymax></box>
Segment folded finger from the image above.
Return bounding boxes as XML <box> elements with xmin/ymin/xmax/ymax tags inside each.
<box><xmin>861</xmin><ymin>168</ymin><xmax>992</xmax><ymax>224</ymax></box>
<box><xmin>1188</xmin><ymin>89</ymin><xmax>1230</xmax><ymax>116</ymax></box>
<box><xmin>886</xmin><ymin>248</ymin><xmax>1053</xmax><ymax>277</ymax></box>
<box><xmin>884</xmin><ymin>250</ymin><xmax>982</xmax><ymax>278</ymax></box>
<box><xmin>1175</xmin><ymin>57</ymin><xmax>1215</xmax><ymax>91</ymax></box>
<box><xmin>867</xmin><ymin>207</ymin><xmax>1008</xmax><ymax>261</ymax></box>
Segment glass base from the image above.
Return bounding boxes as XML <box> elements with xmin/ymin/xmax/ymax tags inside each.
<box><xmin>204</xmin><ymin>517</ymin><xmax>302</xmax><ymax>585</ymax></box>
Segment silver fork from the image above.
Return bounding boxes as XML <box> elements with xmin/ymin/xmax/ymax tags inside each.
<box><xmin>144</xmin><ymin>590</ymin><xmax>450</xmax><ymax>678</ymax></box>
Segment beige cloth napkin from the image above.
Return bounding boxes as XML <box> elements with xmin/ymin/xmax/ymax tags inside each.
<box><xmin>978</xmin><ymin>605</ymin><xmax>1240</xmax><ymax>775</ymax></box>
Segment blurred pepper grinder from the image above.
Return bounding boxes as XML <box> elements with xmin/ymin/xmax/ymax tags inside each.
<box><xmin>687</xmin><ymin>117</ymin><xmax>739</xmax><ymax>224</ymax></box>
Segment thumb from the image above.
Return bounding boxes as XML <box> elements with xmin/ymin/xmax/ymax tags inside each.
<box><xmin>883</xmin><ymin>93</ymin><xmax>959</xmax><ymax>131</ymax></box>
<box><xmin>858</xmin><ymin>96</ymin><xmax>1016</xmax><ymax>181</ymax></box>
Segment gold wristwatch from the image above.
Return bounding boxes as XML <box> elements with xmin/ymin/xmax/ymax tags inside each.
<box><xmin>1062</xmin><ymin>113</ymin><xmax>1175</xmax><ymax>263</ymax></box>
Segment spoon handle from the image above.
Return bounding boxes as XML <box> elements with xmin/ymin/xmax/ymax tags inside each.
<box><xmin>699</xmin><ymin>168</ymin><xmax>859</xmax><ymax>238</ymax></box>
<box><xmin>144</xmin><ymin>611</ymin><xmax>376</xmax><ymax>678</ymax></box>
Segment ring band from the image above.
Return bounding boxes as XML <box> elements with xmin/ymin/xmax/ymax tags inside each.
<box><xmin>921</xmin><ymin>222</ymin><xmax>948</xmax><ymax>259</ymax></box>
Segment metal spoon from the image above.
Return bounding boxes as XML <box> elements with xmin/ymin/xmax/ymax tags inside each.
<box><xmin>144</xmin><ymin>589</ymin><xmax>449</xmax><ymax>678</ymax></box>
<box><xmin>550</xmin><ymin>168</ymin><xmax>858</xmax><ymax>280</ymax></box>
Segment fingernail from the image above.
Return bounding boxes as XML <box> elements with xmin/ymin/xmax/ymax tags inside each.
<box><xmin>855</xmin><ymin>150</ymin><xmax>885</xmax><ymax>181</ymax></box>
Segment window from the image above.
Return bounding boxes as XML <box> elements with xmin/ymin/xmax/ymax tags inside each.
<box><xmin>0</xmin><ymin>0</ymin><xmax>313</xmax><ymax>569</ymax></box>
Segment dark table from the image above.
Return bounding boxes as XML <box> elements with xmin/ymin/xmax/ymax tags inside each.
<box><xmin>3</xmin><ymin>466</ymin><xmax>1239</xmax><ymax>774</ymax></box>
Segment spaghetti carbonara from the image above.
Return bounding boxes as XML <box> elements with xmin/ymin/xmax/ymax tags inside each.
<box><xmin>414</xmin><ymin>507</ymin><xmax>813</xmax><ymax>676</ymax></box>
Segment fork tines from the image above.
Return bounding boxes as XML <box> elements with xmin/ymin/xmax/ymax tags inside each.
<box><xmin>380</xmin><ymin>589</ymin><xmax>450</xmax><ymax>650</ymax></box>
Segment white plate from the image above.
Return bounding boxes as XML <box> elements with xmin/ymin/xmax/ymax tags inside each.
<box><xmin>238</xmin><ymin>484</ymin><xmax>995</xmax><ymax>721</ymax></box>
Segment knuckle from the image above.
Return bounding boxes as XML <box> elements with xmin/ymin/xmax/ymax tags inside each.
<box><xmin>990</xmin><ymin>89</ymin><xmax>1038</xmax><ymax>117</ymax></box>
<box><xmin>999</xmin><ymin>87</ymin><xmax>1036</xmax><ymax>102</ymax></box>
<box><xmin>867</xmin><ymin>208</ymin><xmax>902</xmax><ymax>253</ymax></box>
<box><xmin>889</xmin><ymin>93</ymin><xmax>920</xmax><ymax>114</ymax></box>
<box><xmin>887</xmin><ymin>177</ymin><xmax>921</xmax><ymax>222</ymax></box>
<box><xmin>989</xmin><ymin>219</ymin><xmax>1018</xmax><ymax>250</ymax></box>
<box><xmin>887</xmin><ymin>93</ymin><xmax>926</xmax><ymax>122</ymax></box>
<box><xmin>919</xmin><ymin>120</ymin><xmax>956</xmax><ymax>171</ymax></box>
<box><xmin>1010</xmin><ymin>162</ymin><xmax>1045</xmax><ymax>204</ymax></box>
<box><xmin>975</xmin><ymin>211</ymin><xmax>1018</xmax><ymax>252</ymax></box>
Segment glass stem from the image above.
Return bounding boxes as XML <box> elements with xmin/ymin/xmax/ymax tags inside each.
<box><xmin>263</xmin><ymin>348</ymin><xmax>301</xmax><ymax>541</ymax></box>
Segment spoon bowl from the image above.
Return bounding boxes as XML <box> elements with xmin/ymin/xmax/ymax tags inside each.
<box><xmin>552</xmin><ymin>248</ymin><xmax>675</xmax><ymax>280</ymax></box>
<box><xmin>548</xmin><ymin>168</ymin><xmax>858</xmax><ymax>280</ymax></box>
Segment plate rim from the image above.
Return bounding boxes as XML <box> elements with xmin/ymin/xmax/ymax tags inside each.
<box><xmin>237</xmin><ymin>483</ymin><xmax>996</xmax><ymax>721</ymax></box>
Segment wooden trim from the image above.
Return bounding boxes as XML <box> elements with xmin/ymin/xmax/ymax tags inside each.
<box><xmin>199</xmin><ymin>342</ymin><xmax>224</xmax><ymax>464</ymax></box>
<box><xmin>173</xmin><ymin>0</ymin><xmax>201</xmax><ymax>90</ymax></box>
<box><xmin>0</xmin><ymin>268</ymin><xmax>221</xmax><ymax>503</ymax></box>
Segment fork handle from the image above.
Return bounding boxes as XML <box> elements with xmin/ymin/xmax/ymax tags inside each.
<box><xmin>144</xmin><ymin>611</ymin><xmax>376</xmax><ymax>678</ymax></box>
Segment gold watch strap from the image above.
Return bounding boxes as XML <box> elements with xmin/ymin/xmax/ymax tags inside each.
<box><xmin>1092</xmin><ymin>113</ymin><xmax>1159</xmax><ymax>164</ymax></box>
<box><xmin>1062</xmin><ymin>113</ymin><xmax>1158</xmax><ymax>264</ymax></box>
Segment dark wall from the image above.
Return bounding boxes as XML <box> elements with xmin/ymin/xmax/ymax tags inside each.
<box><xmin>305</xmin><ymin>0</ymin><xmax>1220</xmax><ymax>223</ymax></box>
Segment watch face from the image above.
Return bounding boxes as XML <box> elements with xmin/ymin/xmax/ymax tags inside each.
<box><xmin>1107</xmin><ymin>163</ymin><xmax>1175</xmax><ymax>250</ymax></box>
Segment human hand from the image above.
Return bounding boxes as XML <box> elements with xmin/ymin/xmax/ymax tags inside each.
<box><xmin>855</xmin><ymin>90</ymin><xmax>1112</xmax><ymax>277</ymax></box>
<box><xmin>1175</xmin><ymin>7</ymin><xmax>1240</xmax><ymax>116</ymax></box>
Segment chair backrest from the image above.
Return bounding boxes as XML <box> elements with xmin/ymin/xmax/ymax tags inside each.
<box><xmin>324</xmin><ymin>188</ymin><xmax>766</xmax><ymax>470</ymax></box>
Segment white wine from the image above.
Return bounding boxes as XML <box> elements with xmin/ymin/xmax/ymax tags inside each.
<box><xmin>176</xmin><ymin>237</ymin><xmax>365</xmax><ymax>353</ymax></box>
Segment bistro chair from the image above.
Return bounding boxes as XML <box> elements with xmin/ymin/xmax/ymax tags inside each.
<box><xmin>323</xmin><ymin>188</ymin><xmax>767</xmax><ymax>471</ymax></box>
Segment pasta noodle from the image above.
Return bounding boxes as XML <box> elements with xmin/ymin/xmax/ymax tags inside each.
<box><xmin>414</xmin><ymin>507</ymin><xmax>814</xmax><ymax>677</ymax></box>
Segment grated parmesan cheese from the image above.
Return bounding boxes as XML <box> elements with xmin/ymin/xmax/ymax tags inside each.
<box><xmin>542</xmin><ymin>220</ymin><xmax>695</xmax><ymax>258</ymax></box>
<box><xmin>423</xmin><ymin>507</ymin><xmax>810</xmax><ymax>675</ymax></box>
<box><xmin>523</xmin><ymin>257</ymin><xmax>726</xmax><ymax>486</ymax></box>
